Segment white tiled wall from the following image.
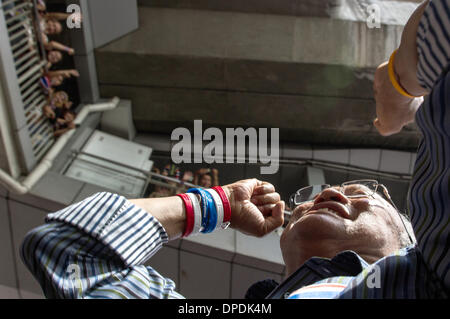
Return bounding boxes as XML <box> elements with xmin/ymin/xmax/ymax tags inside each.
<box><xmin>0</xmin><ymin>192</ymin><xmax>49</xmax><ymax>299</ymax></box>
<box><xmin>281</xmin><ymin>143</ymin><xmax>417</xmax><ymax>177</ymax></box>
<box><xmin>282</xmin><ymin>143</ymin><xmax>312</xmax><ymax>160</ymax></box>
<box><xmin>234</xmin><ymin>231</ymin><xmax>285</xmax><ymax>274</ymax></box>
<box><xmin>231</xmin><ymin>264</ymin><xmax>282</xmax><ymax>299</ymax></box>
<box><xmin>18</xmin><ymin>290</ymin><xmax>45</xmax><ymax>299</ymax></box>
<box><xmin>8</xmin><ymin>192</ymin><xmax>65</xmax><ymax>213</ymax></box>
<box><xmin>379</xmin><ymin>150</ymin><xmax>412</xmax><ymax>175</ymax></box>
<box><xmin>0</xmin><ymin>197</ymin><xmax>16</xmax><ymax>289</ymax></box>
<box><xmin>181</xmin><ymin>228</ymin><xmax>236</xmax><ymax>262</ymax></box>
<box><xmin>313</xmin><ymin>148</ymin><xmax>350</xmax><ymax>165</ymax></box>
<box><xmin>31</xmin><ymin>171</ymin><xmax>85</xmax><ymax>206</ymax></box>
<box><xmin>0</xmin><ymin>185</ymin><xmax>7</xmax><ymax>198</ymax></box>
<box><xmin>409</xmin><ymin>153</ymin><xmax>417</xmax><ymax>175</ymax></box>
<box><xmin>8</xmin><ymin>201</ymin><xmax>49</xmax><ymax>295</ymax></box>
<box><xmin>0</xmin><ymin>285</ymin><xmax>20</xmax><ymax>299</ymax></box>
<box><xmin>349</xmin><ymin>148</ymin><xmax>381</xmax><ymax>171</ymax></box>
<box><xmin>179</xmin><ymin>251</ymin><xmax>231</xmax><ymax>299</ymax></box>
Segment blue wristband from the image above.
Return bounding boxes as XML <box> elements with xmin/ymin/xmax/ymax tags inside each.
<box><xmin>202</xmin><ymin>190</ymin><xmax>217</xmax><ymax>233</ymax></box>
<box><xmin>187</xmin><ymin>188</ymin><xmax>217</xmax><ymax>234</ymax></box>
<box><xmin>187</xmin><ymin>188</ymin><xmax>207</xmax><ymax>232</ymax></box>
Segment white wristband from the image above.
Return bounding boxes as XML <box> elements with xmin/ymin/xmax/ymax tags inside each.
<box><xmin>205</xmin><ymin>189</ymin><xmax>224</xmax><ymax>230</ymax></box>
<box><xmin>186</xmin><ymin>193</ymin><xmax>202</xmax><ymax>235</ymax></box>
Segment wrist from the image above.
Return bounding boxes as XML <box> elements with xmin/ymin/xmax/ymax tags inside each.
<box><xmin>394</xmin><ymin>47</ymin><xmax>427</xmax><ymax>97</ymax></box>
<box><xmin>221</xmin><ymin>186</ymin><xmax>232</xmax><ymax>204</ymax></box>
<box><xmin>221</xmin><ymin>185</ymin><xmax>234</xmax><ymax>214</ymax></box>
<box><xmin>393</xmin><ymin>0</ymin><xmax>430</xmax><ymax>97</ymax></box>
<box><xmin>184</xmin><ymin>187</ymin><xmax>231</xmax><ymax>236</ymax></box>
<box><xmin>129</xmin><ymin>197</ymin><xmax>186</xmax><ymax>240</ymax></box>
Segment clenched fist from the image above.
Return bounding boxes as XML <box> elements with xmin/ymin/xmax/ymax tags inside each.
<box><xmin>222</xmin><ymin>179</ymin><xmax>285</xmax><ymax>237</ymax></box>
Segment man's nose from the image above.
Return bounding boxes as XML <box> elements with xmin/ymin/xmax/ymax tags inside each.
<box><xmin>314</xmin><ymin>187</ymin><xmax>350</xmax><ymax>205</ymax></box>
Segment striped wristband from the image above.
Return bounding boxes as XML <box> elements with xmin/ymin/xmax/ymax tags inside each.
<box><xmin>186</xmin><ymin>186</ymin><xmax>231</xmax><ymax>234</ymax></box>
<box><xmin>186</xmin><ymin>192</ymin><xmax>203</xmax><ymax>235</ymax></box>
<box><xmin>177</xmin><ymin>193</ymin><xmax>194</xmax><ymax>237</ymax></box>
<box><xmin>205</xmin><ymin>189</ymin><xmax>224</xmax><ymax>230</ymax></box>
<box><xmin>187</xmin><ymin>188</ymin><xmax>211</xmax><ymax>234</ymax></box>
<box><xmin>202</xmin><ymin>190</ymin><xmax>217</xmax><ymax>234</ymax></box>
<box><xmin>212</xmin><ymin>186</ymin><xmax>231</xmax><ymax>228</ymax></box>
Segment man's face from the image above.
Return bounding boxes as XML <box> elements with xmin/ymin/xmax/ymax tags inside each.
<box><xmin>46</xmin><ymin>20</ymin><xmax>62</xmax><ymax>35</ymax></box>
<box><xmin>54</xmin><ymin>91</ymin><xmax>68</xmax><ymax>103</ymax></box>
<box><xmin>200</xmin><ymin>175</ymin><xmax>212</xmax><ymax>188</ymax></box>
<box><xmin>48</xmin><ymin>51</ymin><xmax>62</xmax><ymax>64</ymax></box>
<box><xmin>64</xmin><ymin>112</ymin><xmax>74</xmax><ymax>122</ymax></box>
<box><xmin>51</xmin><ymin>75</ymin><xmax>63</xmax><ymax>86</ymax></box>
<box><xmin>280</xmin><ymin>184</ymin><xmax>404</xmax><ymax>275</ymax></box>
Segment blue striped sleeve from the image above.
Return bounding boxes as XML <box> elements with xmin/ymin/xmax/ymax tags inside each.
<box><xmin>409</xmin><ymin>70</ymin><xmax>450</xmax><ymax>292</ymax></box>
<box><xmin>19</xmin><ymin>193</ymin><xmax>183</xmax><ymax>299</ymax></box>
<box><xmin>416</xmin><ymin>0</ymin><xmax>450</xmax><ymax>90</ymax></box>
<box><xmin>44</xmin><ymin>192</ymin><xmax>169</xmax><ymax>266</ymax></box>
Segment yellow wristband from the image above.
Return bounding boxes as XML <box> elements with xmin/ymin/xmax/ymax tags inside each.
<box><xmin>388</xmin><ymin>49</ymin><xmax>422</xmax><ymax>99</ymax></box>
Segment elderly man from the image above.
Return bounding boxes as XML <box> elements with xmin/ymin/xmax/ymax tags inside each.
<box><xmin>21</xmin><ymin>0</ymin><xmax>448</xmax><ymax>299</ymax></box>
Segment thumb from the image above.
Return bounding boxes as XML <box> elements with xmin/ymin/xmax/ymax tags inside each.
<box><xmin>373</xmin><ymin>118</ymin><xmax>389</xmax><ymax>136</ymax></box>
<box><xmin>262</xmin><ymin>201</ymin><xmax>285</xmax><ymax>235</ymax></box>
<box><xmin>373</xmin><ymin>118</ymin><xmax>382</xmax><ymax>130</ymax></box>
<box><xmin>374</xmin><ymin>118</ymin><xmax>401</xmax><ymax>136</ymax></box>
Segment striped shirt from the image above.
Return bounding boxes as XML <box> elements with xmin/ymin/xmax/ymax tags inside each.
<box><xmin>21</xmin><ymin>0</ymin><xmax>449</xmax><ymax>299</ymax></box>
<box><xmin>20</xmin><ymin>193</ymin><xmax>183</xmax><ymax>298</ymax></box>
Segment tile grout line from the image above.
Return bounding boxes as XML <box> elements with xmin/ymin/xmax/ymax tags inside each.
<box><xmin>5</xmin><ymin>197</ymin><xmax>23</xmax><ymax>299</ymax></box>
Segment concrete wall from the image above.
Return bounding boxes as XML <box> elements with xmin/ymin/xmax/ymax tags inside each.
<box><xmin>95</xmin><ymin>6</ymin><xmax>422</xmax><ymax>150</ymax></box>
<box><xmin>0</xmin><ymin>187</ymin><xmax>63</xmax><ymax>299</ymax></box>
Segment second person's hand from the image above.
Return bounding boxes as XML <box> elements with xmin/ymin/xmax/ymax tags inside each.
<box><xmin>373</xmin><ymin>61</ymin><xmax>423</xmax><ymax>136</ymax></box>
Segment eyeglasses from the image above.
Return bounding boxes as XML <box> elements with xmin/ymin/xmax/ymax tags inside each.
<box><xmin>289</xmin><ymin>180</ymin><xmax>381</xmax><ymax>209</ymax></box>
<box><xmin>284</xmin><ymin>179</ymin><xmax>414</xmax><ymax>243</ymax></box>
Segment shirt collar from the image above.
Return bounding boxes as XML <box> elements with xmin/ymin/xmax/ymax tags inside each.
<box><xmin>266</xmin><ymin>250</ymin><xmax>368</xmax><ymax>299</ymax></box>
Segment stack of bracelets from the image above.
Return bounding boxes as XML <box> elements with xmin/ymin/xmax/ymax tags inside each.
<box><xmin>177</xmin><ymin>186</ymin><xmax>231</xmax><ymax>237</ymax></box>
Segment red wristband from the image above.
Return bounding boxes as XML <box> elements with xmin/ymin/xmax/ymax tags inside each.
<box><xmin>177</xmin><ymin>194</ymin><xmax>194</xmax><ymax>237</ymax></box>
<box><xmin>212</xmin><ymin>186</ymin><xmax>231</xmax><ymax>223</ymax></box>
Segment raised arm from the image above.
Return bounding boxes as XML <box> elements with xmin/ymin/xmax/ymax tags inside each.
<box><xmin>374</xmin><ymin>0</ymin><xmax>450</xmax><ymax>293</ymax></box>
<box><xmin>45</xmin><ymin>12</ymin><xmax>70</xmax><ymax>21</ymax></box>
<box><xmin>44</xmin><ymin>41</ymin><xmax>75</xmax><ymax>55</ymax></box>
<box><xmin>373</xmin><ymin>1</ymin><xmax>430</xmax><ymax>136</ymax></box>
<box><xmin>20</xmin><ymin>179</ymin><xmax>284</xmax><ymax>298</ymax></box>
<box><xmin>47</xmin><ymin>69</ymin><xmax>80</xmax><ymax>79</ymax></box>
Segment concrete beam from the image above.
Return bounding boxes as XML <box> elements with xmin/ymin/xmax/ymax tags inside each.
<box><xmin>97</xmin><ymin>7</ymin><xmax>405</xmax><ymax>68</ymax></box>
<box><xmin>95</xmin><ymin>6</ymin><xmax>422</xmax><ymax>151</ymax></box>
<box><xmin>99</xmin><ymin>84</ymin><xmax>421</xmax><ymax>150</ymax></box>
<box><xmin>95</xmin><ymin>51</ymin><xmax>376</xmax><ymax>99</ymax></box>
<box><xmin>138</xmin><ymin>0</ymin><xmax>420</xmax><ymax>21</ymax></box>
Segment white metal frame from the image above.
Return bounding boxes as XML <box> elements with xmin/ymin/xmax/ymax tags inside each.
<box><xmin>0</xmin><ymin>0</ymin><xmax>53</xmax><ymax>172</ymax></box>
<box><xmin>0</xmin><ymin>97</ymin><xmax>120</xmax><ymax>194</ymax></box>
